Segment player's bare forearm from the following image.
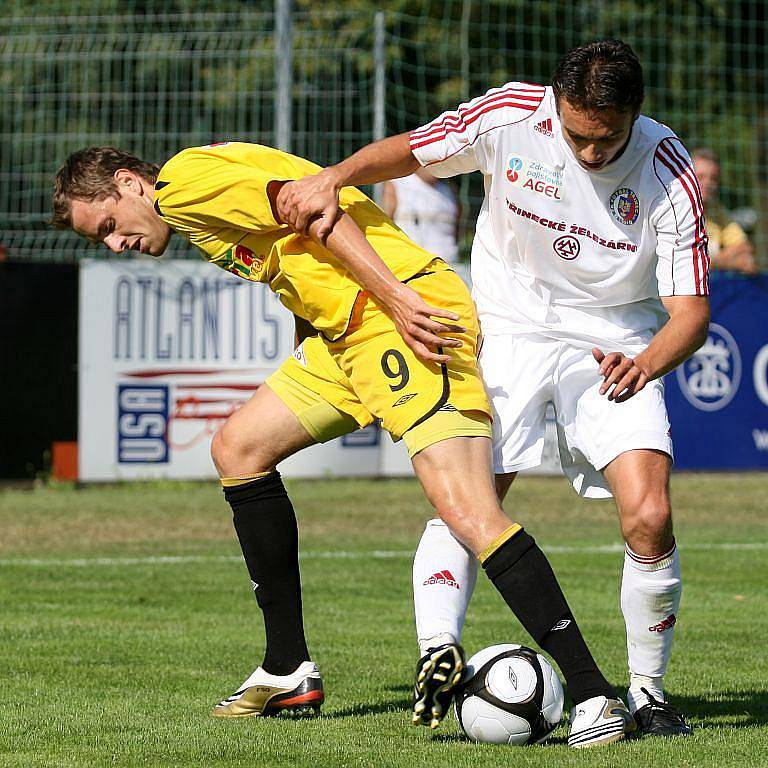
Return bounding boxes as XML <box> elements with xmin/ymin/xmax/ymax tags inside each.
<box><xmin>324</xmin><ymin>133</ymin><xmax>419</xmax><ymax>189</ymax></box>
<box><xmin>304</xmin><ymin>211</ymin><xmax>464</xmax><ymax>365</ymax></box>
<box><xmin>635</xmin><ymin>295</ymin><xmax>710</xmax><ymax>379</ymax></box>
<box><xmin>593</xmin><ymin>295</ymin><xmax>709</xmax><ymax>402</ymax></box>
<box><xmin>276</xmin><ymin>134</ymin><xmax>418</xmax><ymax>237</ymax></box>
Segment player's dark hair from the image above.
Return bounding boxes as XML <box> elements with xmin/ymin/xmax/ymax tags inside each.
<box><xmin>51</xmin><ymin>147</ymin><xmax>160</xmax><ymax>229</ymax></box>
<box><xmin>551</xmin><ymin>39</ymin><xmax>644</xmax><ymax>114</ymax></box>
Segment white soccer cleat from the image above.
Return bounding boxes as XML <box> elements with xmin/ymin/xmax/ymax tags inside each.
<box><xmin>567</xmin><ymin>695</ymin><xmax>636</xmax><ymax>748</ymax></box>
<box><xmin>212</xmin><ymin>661</ymin><xmax>324</xmax><ymax>718</ymax></box>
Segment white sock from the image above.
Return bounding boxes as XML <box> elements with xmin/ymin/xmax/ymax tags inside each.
<box><xmin>413</xmin><ymin>519</ymin><xmax>477</xmax><ymax>656</ymax></box>
<box><xmin>621</xmin><ymin>540</ymin><xmax>681</xmax><ymax>712</ymax></box>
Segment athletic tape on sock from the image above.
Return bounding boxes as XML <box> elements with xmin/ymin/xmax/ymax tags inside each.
<box><xmin>220</xmin><ymin>471</ymin><xmax>274</xmax><ymax>488</ymax></box>
<box><xmin>478</xmin><ymin>523</ymin><xmax>522</xmax><ymax>564</ymax></box>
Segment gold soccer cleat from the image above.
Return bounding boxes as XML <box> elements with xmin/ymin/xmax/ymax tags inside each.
<box><xmin>212</xmin><ymin>661</ymin><xmax>324</xmax><ymax>718</ymax></box>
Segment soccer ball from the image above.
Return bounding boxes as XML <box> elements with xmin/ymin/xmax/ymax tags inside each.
<box><xmin>454</xmin><ymin>644</ymin><xmax>564</xmax><ymax>745</ymax></box>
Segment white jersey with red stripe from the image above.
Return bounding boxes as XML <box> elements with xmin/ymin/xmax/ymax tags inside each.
<box><xmin>409</xmin><ymin>83</ymin><xmax>709</xmax><ymax>352</ymax></box>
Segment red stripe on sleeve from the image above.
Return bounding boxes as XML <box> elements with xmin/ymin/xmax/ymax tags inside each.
<box><xmin>410</xmin><ymin>99</ymin><xmax>541</xmax><ymax>150</ymax></box>
<box><xmin>409</xmin><ymin>83</ymin><xmax>545</xmax><ymax>140</ymax></box>
<box><xmin>655</xmin><ymin>140</ymin><xmax>709</xmax><ymax>294</ymax></box>
<box><xmin>664</xmin><ymin>140</ymin><xmax>710</xmax><ymax>294</ymax></box>
<box><xmin>409</xmin><ymin>84</ymin><xmax>545</xmax><ymax>146</ymax></box>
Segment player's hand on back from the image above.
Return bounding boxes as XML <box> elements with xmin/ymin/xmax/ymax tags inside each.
<box><xmin>388</xmin><ymin>283</ymin><xmax>465</xmax><ymax>365</ymax></box>
<box><xmin>592</xmin><ymin>348</ymin><xmax>650</xmax><ymax>403</ymax></box>
<box><xmin>276</xmin><ymin>171</ymin><xmax>343</xmax><ymax>238</ymax></box>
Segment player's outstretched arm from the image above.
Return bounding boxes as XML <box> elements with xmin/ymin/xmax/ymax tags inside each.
<box><xmin>276</xmin><ymin>133</ymin><xmax>418</xmax><ymax>237</ymax></box>
<box><xmin>594</xmin><ymin>295</ymin><xmax>710</xmax><ymax>402</ymax></box>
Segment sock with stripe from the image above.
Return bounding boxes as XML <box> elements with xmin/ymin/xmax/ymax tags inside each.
<box><xmin>223</xmin><ymin>471</ymin><xmax>310</xmax><ymax>676</ymax></box>
<box><xmin>622</xmin><ymin>540</ymin><xmax>681</xmax><ymax>712</ymax></box>
<box><xmin>482</xmin><ymin>526</ymin><xmax>615</xmax><ymax>705</ymax></box>
<box><xmin>412</xmin><ymin>518</ymin><xmax>478</xmax><ymax>655</ymax></box>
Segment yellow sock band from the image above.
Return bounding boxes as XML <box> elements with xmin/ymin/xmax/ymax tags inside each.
<box><xmin>220</xmin><ymin>471</ymin><xmax>273</xmax><ymax>488</ymax></box>
<box><xmin>478</xmin><ymin>523</ymin><xmax>523</xmax><ymax>564</ymax></box>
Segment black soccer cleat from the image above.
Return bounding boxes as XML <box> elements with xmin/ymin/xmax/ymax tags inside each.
<box><xmin>632</xmin><ymin>687</ymin><xmax>693</xmax><ymax>738</ymax></box>
<box><xmin>412</xmin><ymin>643</ymin><xmax>465</xmax><ymax>729</ymax></box>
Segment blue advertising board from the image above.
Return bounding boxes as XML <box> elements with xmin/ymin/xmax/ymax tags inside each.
<box><xmin>666</xmin><ymin>273</ymin><xmax>768</xmax><ymax>469</ymax></box>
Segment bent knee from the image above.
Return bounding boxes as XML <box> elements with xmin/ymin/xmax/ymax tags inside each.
<box><xmin>211</xmin><ymin>421</ymin><xmax>272</xmax><ymax>477</ymax></box>
<box><xmin>621</xmin><ymin>499</ymin><xmax>673</xmax><ymax>551</ymax></box>
<box><xmin>433</xmin><ymin>499</ymin><xmax>477</xmax><ymax>537</ymax></box>
<box><xmin>210</xmin><ymin>425</ymin><xmax>236</xmax><ymax>475</ymax></box>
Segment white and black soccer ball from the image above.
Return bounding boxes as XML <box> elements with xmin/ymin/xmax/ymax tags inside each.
<box><xmin>454</xmin><ymin>643</ymin><xmax>564</xmax><ymax>745</ymax></box>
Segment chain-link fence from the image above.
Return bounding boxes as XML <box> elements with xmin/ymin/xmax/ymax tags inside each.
<box><xmin>2</xmin><ymin>1</ymin><xmax>766</xmax><ymax>265</ymax></box>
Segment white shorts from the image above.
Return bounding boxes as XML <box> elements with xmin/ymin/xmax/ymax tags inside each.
<box><xmin>479</xmin><ymin>334</ymin><xmax>673</xmax><ymax>498</ymax></box>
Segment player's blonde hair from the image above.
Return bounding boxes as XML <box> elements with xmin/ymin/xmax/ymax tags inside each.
<box><xmin>51</xmin><ymin>147</ymin><xmax>160</xmax><ymax>229</ymax></box>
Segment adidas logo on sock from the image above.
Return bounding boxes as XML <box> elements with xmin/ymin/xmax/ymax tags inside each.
<box><xmin>534</xmin><ymin>118</ymin><xmax>554</xmax><ymax>138</ymax></box>
<box><xmin>423</xmin><ymin>569</ymin><xmax>460</xmax><ymax>589</ymax></box>
<box><xmin>649</xmin><ymin>613</ymin><xmax>677</xmax><ymax>633</ymax></box>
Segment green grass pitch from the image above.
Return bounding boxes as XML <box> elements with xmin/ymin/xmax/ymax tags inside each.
<box><xmin>1</xmin><ymin>473</ymin><xmax>766</xmax><ymax>767</ymax></box>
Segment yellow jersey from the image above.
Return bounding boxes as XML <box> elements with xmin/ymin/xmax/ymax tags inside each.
<box><xmin>154</xmin><ymin>142</ymin><xmax>436</xmax><ymax>340</ymax></box>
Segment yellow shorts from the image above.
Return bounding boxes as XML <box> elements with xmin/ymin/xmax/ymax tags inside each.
<box><xmin>266</xmin><ymin>259</ymin><xmax>492</xmax><ymax>457</ymax></box>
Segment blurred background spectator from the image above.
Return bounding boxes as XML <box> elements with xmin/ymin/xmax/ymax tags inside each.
<box><xmin>381</xmin><ymin>168</ymin><xmax>461</xmax><ymax>263</ymax></box>
<box><xmin>692</xmin><ymin>148</ymin><xmax>759</xmax><ymax>276</ymax></box>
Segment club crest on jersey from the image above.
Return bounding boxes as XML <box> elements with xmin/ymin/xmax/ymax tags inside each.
<box><xmin>609</xmin><ymin>187</ymin><xmax>640</xmax><ymax>225</ymax></box>
<box><xmin>553</xmin><ymin>235</ymin><xmax>580</xmax><ymax>260</ymax></box>
<box><xmin>225</xmin><ymin>244</ymin><xmax>265</xmax><ymax>279</ymax></box>
<box><xmin>506</xmin><ymin>154</ymin><xmax>564</xmax><ymax>201</ymax></box>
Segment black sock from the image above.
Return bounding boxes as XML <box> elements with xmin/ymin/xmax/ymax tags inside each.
<box><xmin>483</xmin><ymin>529</ymin><xmax>615</xmax><ymax>704</ymax></box>
<box><xmin>224</xmin><ymin>471</ymin><xmax>310</xmax><ymax>676</ymax></box>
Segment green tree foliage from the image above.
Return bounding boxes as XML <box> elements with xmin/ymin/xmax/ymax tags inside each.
<box><xmin>1</xmin><ymin>0</ymin><xmax>765</xmax><ymax>260</ymax></box>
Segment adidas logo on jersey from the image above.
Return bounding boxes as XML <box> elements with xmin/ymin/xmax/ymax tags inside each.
<box><xmin>534</xmin><ymin>118</ymin><xmax>555</xmax><ymax>138</ymax></box>
<box><xmin>423</xmin><ymin>569</ymin><xmax>460</xmax><ymax>589</ymax></box>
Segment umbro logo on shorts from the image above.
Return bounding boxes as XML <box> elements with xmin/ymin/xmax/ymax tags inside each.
<box><xmin>393</xmin><ymin>393</ymin><xmax>417</xmax><ymax>407</ymax></box>
<box><xmin>550</xmin><ymin>619</ymin><xmax>572</xmax><ymax>631</ymax></box>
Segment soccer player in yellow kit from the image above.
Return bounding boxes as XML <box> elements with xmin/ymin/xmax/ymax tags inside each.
<box><xmin>52</xmin><ymin>142</ymin><xmax>633</xmax><ymax>745</ymax></box>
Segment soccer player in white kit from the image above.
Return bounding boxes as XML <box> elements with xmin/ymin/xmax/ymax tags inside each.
<box><xmin>279</xmin><ymin>39</ymin><xmax>708</xmax><ymax>740</ymax></box>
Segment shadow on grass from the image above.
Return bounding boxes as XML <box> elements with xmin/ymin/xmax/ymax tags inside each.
<box><xmin>670</xmin><ymin>689</ymin><xmax>768</xmax><ymax>728</ymax></box>
<box><xmin>322</xmin><ymin>699</ymin><xmax>409</xmax><ymax>719</ymax></box>
<box><xmin>431</xmin><ymin>733</ymin><xmax>569</xmax><ymax>746</ymax></box>
<box><xmin>316</xmin><ymin>685</ymin><xmax>768</xmax><ymax>731</ymax></box>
